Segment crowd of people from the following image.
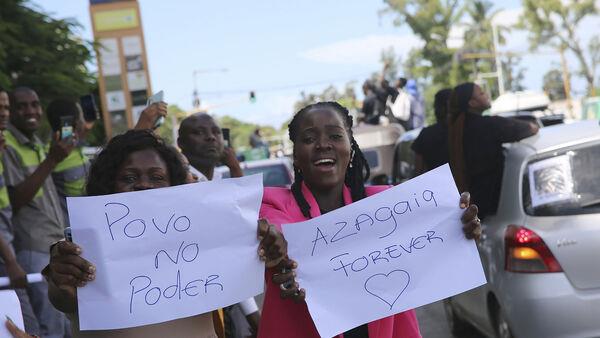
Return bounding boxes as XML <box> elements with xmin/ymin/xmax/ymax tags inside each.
<box><xmin>0</xmin><ymin>84</ymin><xmax>486</xmax><ymax>338</ymax></box>
<box><xmin>360</xmin><ymin>77</ymin><xmax>425</xmax><ymax>131</ymax></box>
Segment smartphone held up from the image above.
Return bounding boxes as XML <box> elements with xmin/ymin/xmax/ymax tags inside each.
<box><xmin>147</xmin><ymin>90</ymin><xmax>165</xmax><ymax>129</ymax></box>
<box><xmin>60</xmin><ymin>115</ymin><xmax>74</xmax><ymax>140</ymax></box>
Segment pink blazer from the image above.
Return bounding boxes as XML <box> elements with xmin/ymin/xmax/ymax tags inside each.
<box><xmin>258</xmin><ymin>183</ymin><xmax>422</xmax><ymax>338</ymax></box>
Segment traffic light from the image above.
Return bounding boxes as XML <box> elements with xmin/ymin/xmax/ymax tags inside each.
<box><xmin>249</xmin><ymin>91</ymin><xmax>256</xmax><ymax>103</ymax></box>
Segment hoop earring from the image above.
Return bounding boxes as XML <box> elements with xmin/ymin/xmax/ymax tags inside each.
<box><xmin>349</xmin><ymin>149</ymin><xmax>355</xmax><ymax>168</ymax></box>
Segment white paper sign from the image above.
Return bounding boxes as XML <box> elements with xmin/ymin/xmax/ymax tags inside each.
<box><xmin>67</xmin><ymin>175</ymin><xmax>265</xmax><ymax>330</ymax></box>
<box><xmin>0</xmin><ymin>290</ymin><xmax>25</xmax><ymax>338</ymax></box>
<box><xmin>282</xmin><ymin>165</ymin><xmax>486</xmax><ymax>337</ymax></box>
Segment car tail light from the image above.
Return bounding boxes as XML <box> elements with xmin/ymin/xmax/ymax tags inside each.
<box><xmin>505</xmin><ymin>225</ymin><xmax>563</xmax><ymax>273</ymax></box>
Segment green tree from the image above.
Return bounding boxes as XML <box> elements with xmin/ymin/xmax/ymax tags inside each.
<box><xmin>382</xmin><ymin>0</ymin><xmax>465</xmax><ymax>86</ymax></box>
<box><xmin>0</xmin><ymin>0</ymin><xmax>98</xmax><ymax>143</ymax></box>
<box><xmin>543</xmin><ymin>68</ymin><xmax>566</xmax><ymax>101</ymax></box>
<box><xmin>157</xmin><ymin>105</ymin><xmax>278</xmax><ymax>150</ymax></box>
<box><xmin>156</xmin><ymin>105</ymin><xmax>189</xmax><ymax>145</ymax></box>
<box><xmin>217</xmin><ymin>115</ymin><xmax>276</xmax><ymax>150</ymax></box>
<box><xmin>518</xmin><ymin>0</ymin><xmax>598</xmax><ymax>95</ymax></box>
<box><xmin>293</xmin><ymin>83</ymin><xmax>358</xmax><ymax>113</ymax></box>
<box><xmin>502</xmin><ymin>55</ymin><xmax>525</xmax><ymax>92</ymax></box>
<box><xmin>0</xmin><ymin>0</ymin><xmax>96</xmax><ymax>101</ymax></box>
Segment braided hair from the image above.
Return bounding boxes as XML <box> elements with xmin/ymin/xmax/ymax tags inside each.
<box><xmin>288</xmin><ymin>101</ymin><xmax>370</xmax><ymax>219</ymax></box>
<box><xmin>448</xmin><ymin>83</ymin><xmax>475</xmax><ymax>193</ymax></box>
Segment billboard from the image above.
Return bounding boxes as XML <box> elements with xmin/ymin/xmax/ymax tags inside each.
<box><xmin>90</xmin><ymin>0</ymin><xmax>151</xmax><ymax>137</ymax></box>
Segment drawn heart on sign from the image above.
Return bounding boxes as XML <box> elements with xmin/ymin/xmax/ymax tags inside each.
<box><xmin>363</xmin><ymin>269</ymin><xmax>411</xmax><ymax>310</ymax></box>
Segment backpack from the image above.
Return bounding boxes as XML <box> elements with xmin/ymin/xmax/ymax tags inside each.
<box><xmin>388</xmin><ymin>90</ymin><xmax>411</xmax><ymax>121</ymax></box>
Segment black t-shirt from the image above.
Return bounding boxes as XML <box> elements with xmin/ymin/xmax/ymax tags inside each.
<box><xmin>411</xmin><ymin>123</ymin><xmax>449</xmax><ymax>171</ymax></box>
<box><xmin>362</xmin><ymin>93</ymin><xmax>381</xmax><ymax>124</ymax></box>
<box><xmin>462</xmin><ymin>114</ymin><xmax>535</xmax><ymax>218</ymax></box>
<box><xmin>362</xmin><ymin>93</ymin><xmax>378</xmax><ymax>115</ymax></box>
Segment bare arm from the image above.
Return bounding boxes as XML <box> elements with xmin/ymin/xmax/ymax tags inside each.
<box><xmin>0</xmin><ymin>237</ymin><xmax>26</xmax><ymax>288</ymax></box>
<box><xmin>47</xmin><ymin>273</ymin><xmax>77</xmax><ymax>313</ymax></box>
<box><xmin>134</xmin><ymin>102</ymin><xmax>167</xmax><ymax>130</ymax></box>
<box><xmin>46</xmin><ymin>241</ymin><xmax>95</xmax><ymax>314</ymax></box>
<box><xmin>222</xmin><ymin>147</ymin><xmax>243</xmax><ymax>178</ymax></box>
<box><xmin>8</xmin><ymin>134</ymin><xmax>73</xmax><ymax>212</ymax></box>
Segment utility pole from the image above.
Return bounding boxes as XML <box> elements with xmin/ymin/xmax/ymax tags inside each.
<box><xmin>492</xmin><ymin>24</ymin><xmax>505</xmax><ymax>95</ymax></box>
<box><xmin>559</xmin><ymin>46</ymin><xmax>573</xmax><ymax>118</ymax></box>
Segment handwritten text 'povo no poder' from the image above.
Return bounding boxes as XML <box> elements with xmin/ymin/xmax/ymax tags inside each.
<box><xmin>103</xmin><ymin>202</ymin><xmax>224</xmax><ymax>314</ymax></box>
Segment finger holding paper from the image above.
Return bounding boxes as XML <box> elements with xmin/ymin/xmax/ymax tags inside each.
<box><xmin>257</xmin><ymin>219</ymin><xmax>288</xmax><ymax>268</ymax></box>
<box><xmin>459</xmin><ymin>192</ymin><xmax>481</xmax><ymax>240</ymax></box>
<box><xmin>49</xmin><ymin>241</ymin><xmax>95</xmax><ymax>287</ymax></box>
<box><xmin>46</xmin><ymin>241</ymin><xmax>96</xmax><ymax>313</ymax></box>
<box><xmin>273</xmin><ymin>259</ymin><xmax>305</xmax><ymax>303</ymax></box>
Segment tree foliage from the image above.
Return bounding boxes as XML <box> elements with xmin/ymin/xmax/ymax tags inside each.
<box><xmin>543</xmin><ymin>68</ymin><xmax>566</xmax><ymax>101</ymax></box>
<box><xmin>518</xmin><ymin>0</ymin><xmax>598</xmax><ymax>95</ymax></box>
<box><xmin>293</xmin><ymin>83</ymin><xmax>359</xmax><ymax>115</ymax></box>
<box><xmin>156</xmin><ymin>105</ymin><xmax>276</xmax><ymax>150</ymax></box>
<box><xmin>218</xmin><ymin>115</ymin><xmax>276</xmax><ymax>150</ymax></box>
<box><xmin>382</xmin><ymin>0</ymin><xmax>463</xmax><ymax>86</ymax></box>
<box><xmin>0</xmin><ymin>0</ymin><xmax>96</xmax><ymax>102</ymax></box>
<box><xmin>381</xmin><ymin>0</ymin><xmax>526</xmax><ymax>122</ymax></box>
<box><xmin>0</xmin><ymin>0</ymin><xmax>98</xmax><ymax>143</ymax></box>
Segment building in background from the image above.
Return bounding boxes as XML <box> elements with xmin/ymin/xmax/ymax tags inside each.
<box><xmin>89</xmin><ymin>0</ymin><xmax>152</xmax><ymax>137</ymax></box>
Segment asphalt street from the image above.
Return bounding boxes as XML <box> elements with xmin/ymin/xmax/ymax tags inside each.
<box><xmin>416</xmin><ymin>301</ymin><xmax>486</xmax><ymax>338</ymax></box>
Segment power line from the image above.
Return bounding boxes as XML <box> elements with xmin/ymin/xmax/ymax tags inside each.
<box><xmin>196</xmin><ymin>73</ymin><xmax>372</xmax><ymax>97</ymax></box>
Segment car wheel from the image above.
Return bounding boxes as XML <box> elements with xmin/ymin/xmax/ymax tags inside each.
<box><xmin>495</xmin><ymin>307</ymin><xmax>514</xmax><ymax>338</ymax></box>
<box><xmin>443</xmin><ymin>299</ymin><xmax>470</xmax><ymax>336</ymax></box>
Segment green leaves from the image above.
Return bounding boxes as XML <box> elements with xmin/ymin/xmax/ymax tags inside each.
<box><xmin>519</xmin><ymin>0</ymin><xmax>598</xmax><ymax>94</ymax></box>
<box><xmin>0</xmin><ymin>0</ymin><xmax>95</xmax><ymax>102</ymax></box>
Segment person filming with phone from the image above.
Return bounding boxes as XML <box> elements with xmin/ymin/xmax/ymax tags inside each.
<box><xmin>45</xmin><ymin>98</ymin><xmax>95</xmax><ymax>215</ymax></box>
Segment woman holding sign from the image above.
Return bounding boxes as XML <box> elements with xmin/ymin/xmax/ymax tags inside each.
<box><xmin>257</xmin><ymin>102</ymin><xmax>481</xmax><ymax>338</ymax></box>
<box><xmin>44</xmin><ymin>130</ymin><xmax>219</xmax><ymax>338</ymax></box>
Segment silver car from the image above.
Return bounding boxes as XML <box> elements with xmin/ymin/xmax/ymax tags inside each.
<box><xmin>217</xmin><ymin>157</ymin><xmax>294</xmax><ymax>187</ymax></box>
<box><xmin>446</xmin><ymin>120</ymin><xmax>600</xmax><ymax>338</ymax></box>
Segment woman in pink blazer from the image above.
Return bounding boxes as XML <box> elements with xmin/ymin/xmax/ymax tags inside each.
<box><xmin>257</xmin><ymin>102</ymin><xmax>481</xmax><ymax>338</ymax></box>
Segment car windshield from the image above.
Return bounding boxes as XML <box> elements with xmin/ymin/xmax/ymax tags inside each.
<box><xmin>243</xmin><ymin>164</ymin><xmax>291</xmax><ymax>187</ymax></box>
<box><xmin>523</xmin><ymin>141</ymin><xmax>600</xmax><ymax>216</ymax></box>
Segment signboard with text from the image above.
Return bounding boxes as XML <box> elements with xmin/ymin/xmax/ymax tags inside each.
<box><xmin>90</xmin><ymin>0</ymin><xmax>151</xmax><ymax>137</ymax></box>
